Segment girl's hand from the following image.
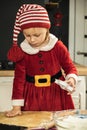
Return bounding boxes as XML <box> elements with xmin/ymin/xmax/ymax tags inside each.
<box><xmin>65</xmin><ymin>77</ymin><xmax>76</xmax><ymax>94</ymax></box>
<box><xmin>5</xmin><ymin>106</ymin><xmax>22</xmax><ymax>117</ymax></box>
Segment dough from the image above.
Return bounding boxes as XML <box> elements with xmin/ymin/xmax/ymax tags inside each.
<box><xmin>0</xmin><ymin>111</ymin><xmax>54</xmax><ymax>129</ymax></box>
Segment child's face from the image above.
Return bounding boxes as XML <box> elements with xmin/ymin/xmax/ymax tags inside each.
<box><xmin>23</xmin><ymin>28</ymin><xmax>48</xmax><ymax>48</ymax></box>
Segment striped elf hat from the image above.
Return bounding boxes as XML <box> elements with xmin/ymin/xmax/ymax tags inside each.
<box><xmin>7</xmin><ymin>4</ymin><xmax>51</xmax><ymax>62</ymax></box>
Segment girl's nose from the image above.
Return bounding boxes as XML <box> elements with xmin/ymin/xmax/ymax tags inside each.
<box><xmin>30</xmin><ymin>36</ymin><xmax>35</xmax><ymax>42</ymax></box>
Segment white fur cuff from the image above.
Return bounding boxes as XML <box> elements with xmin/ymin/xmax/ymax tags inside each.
<box><xmin>65</xmin><ymin>74</ymin><xmax>79</xmax><ymax>84</ymax></box>
<box><xmin>12</xmin><ymin>99</ymin><xmax>24</xmax><ymax>106</ymax></box>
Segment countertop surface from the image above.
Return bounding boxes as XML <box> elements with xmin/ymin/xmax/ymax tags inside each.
<box><xmin>0</xmin><ymin>110</ymin><xmax>87</xmax><ymax>129</ymax></box>
<box><xmin>75</xmin><ymin>63</ymin><xmax>87</xmax><ymax>76</ymax></box>
<box><xmin>0</xmin><ymin>63</ymin><xmax>87</xmax><ymax>76</ymax></box>
<box><xmin>0</xmin><ymin>70</ymin><xmax>14</xmax><ymax>77</ymax></box>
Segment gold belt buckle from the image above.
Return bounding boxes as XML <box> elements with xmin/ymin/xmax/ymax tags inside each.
<box><xmin>35</xmin><ymin>74</ymin><xmax>51</xmax><ymax>87</ymax></box>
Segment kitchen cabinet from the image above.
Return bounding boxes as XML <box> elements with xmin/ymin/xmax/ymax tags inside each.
<box><xmin>72</xmin><ymin>76</ymin><xmax>86</xmax><ymax>109</ymax></box>
<box><xmin>0</xmin><ymin>77</ymin><xmax>13</xmax><ymax>112</ymax></box>
<box><xmin>74</xmin><ymin>63</ymin><xmax>87</xmax><ymax>109</ymax></box>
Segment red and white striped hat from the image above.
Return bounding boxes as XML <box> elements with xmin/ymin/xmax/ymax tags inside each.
<box><xmin>7</xmin><ymin>4</ymin><xmax>51</xmax><ymax>62</ymax></box>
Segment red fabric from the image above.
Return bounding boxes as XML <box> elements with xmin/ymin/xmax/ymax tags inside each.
<box><xmin>7</xmin><ymin>44</ymin><xmax>24</xmax><ymax>62</ymax></box>
<box><xmin>12</xmin><ymin>40</ymin><xmax>77</xmax><ymax>111</ymax></box>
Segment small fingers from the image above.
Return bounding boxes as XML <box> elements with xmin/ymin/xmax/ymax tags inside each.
<box><xmin>5</xmin><ymin>110</ymin><xmax>22</xmax><ymax>117</ymax></box>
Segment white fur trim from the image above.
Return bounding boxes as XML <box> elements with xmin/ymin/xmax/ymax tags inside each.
<box><xmin>65</xmin><ymin>74</ymin><xmax>79</xmax><ymax>84</ymax></box>
<box><xmin>20</xmin><ymin>33</ymin><xmax>58</xmax><ymax>54</ymax></box>
<box><xmin>12</xmin><ymin>99</ymin><xmax>24</xmax><ymax>106</ymax></box>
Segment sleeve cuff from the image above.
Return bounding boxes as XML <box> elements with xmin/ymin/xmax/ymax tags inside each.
<box><xmin>12</xmin><ymin>99</ymin><xmax>24</xmax><ymax>106</ymax></box>
<box><xmin>65</xmin><ymin>74</ymin><xmax>79</xmax><ymax>84</ymax></box>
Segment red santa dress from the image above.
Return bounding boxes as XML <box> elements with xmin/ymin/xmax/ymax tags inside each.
<box><xmin>12</xmin><ymin>34</ymin><xmax>78</xmax><ymax>111</ymax></box>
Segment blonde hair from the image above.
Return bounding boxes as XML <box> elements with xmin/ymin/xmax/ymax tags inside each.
<box><xmin>44</xmin><ymin>29</ymin><xmax>50</xmax><ymax>43</ymax></box>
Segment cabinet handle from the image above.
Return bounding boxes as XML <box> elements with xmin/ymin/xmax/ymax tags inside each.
<box><xmin>77</xmin><ymin>51</ymin><xmax>87</xmax><ymax>56</ymax></box>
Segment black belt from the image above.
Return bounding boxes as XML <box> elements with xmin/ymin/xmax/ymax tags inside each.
<box><xmin>26</xmin><ymin>70</ymin><xmax>62</xmax><ymax>83</ymax></box>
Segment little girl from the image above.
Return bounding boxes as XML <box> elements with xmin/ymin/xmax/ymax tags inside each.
<box><xmin>6</xmin><ymin>4</ymin><xmax>78</xmax><ymax>117</ymax></box>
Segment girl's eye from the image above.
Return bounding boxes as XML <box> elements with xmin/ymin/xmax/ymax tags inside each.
<box><xmin>26</xmin><ymin>35</ymin><xmax>30</xmax><ymax>37</ymax></box>
<box><xmin>34</xmin><ymin>34</ymin><xmax>40</xmax><ymax>37</ymax></box>
<box><xmin>25</xmin><ymin>34</ymin><xmax>41</xmax><ymax>38</ymax></box>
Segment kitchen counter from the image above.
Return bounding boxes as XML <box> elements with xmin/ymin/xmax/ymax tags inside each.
<box><xmin>75</xmin><ymin>63</ymin><xmax>87</xmax><ymax>76</ymax></box>
<box><xmin>0</xmin><ymin>70</ymin><xmax>14</xmax><ymax>76</ymax></box>
<box><xmin>0</xmin><ymin>110</ymin><xmax>87</xmax><ymax>130</ymax></box>
<box><xmin>0</xmin><ymin>63</ymin><xmax>87</xmax><ymax>76</ymax></box>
